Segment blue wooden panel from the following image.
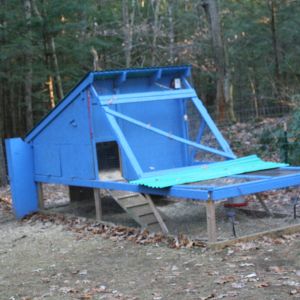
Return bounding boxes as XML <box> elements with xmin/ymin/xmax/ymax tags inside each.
<box><xmin>34</xmin><ymin>144</ymin><xmax>61</xmax><ymax>176</ymax></box>
<box><xmin>25</xmin><ymin>73</ymin><xmax>93</xmax><ymax>142</ymax></box>
<box><xmin>32</xmin><ymin>93</ymin><xmax>97</xmax><ymax>180</ymax></box>
<box><xmin>33</xmin><ymin>94</ymin><xmax>90</xmax><ymax>145</ymax></box>
<box><xmin>92</xmin><ymin>103</ymin><xmax>115</xmax><ymax>142</ymax></box>
<box><xmin>5</xmin><ymin>138</ymin><xmax>38</xmax><ymax>218</ymax></box>
<box><xmin>118</xmin><ymin>98</ymin><xmax>188</xmax><ymax>174</ymax></box>
<box><xmin>61</xmin><ymin>144</ymin><xmax>95</xmax><ymax>179</ymax></box>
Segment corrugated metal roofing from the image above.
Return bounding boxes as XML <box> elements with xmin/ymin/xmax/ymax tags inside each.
<box><xmin>130</xmin><ymin>155</ymin><xmax>288</xmax><ymax>188</ymax></box>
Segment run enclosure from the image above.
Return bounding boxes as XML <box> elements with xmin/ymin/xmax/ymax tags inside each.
<box><xmin>5</xmin><ymin>66</ymin><xmax>300</xmax><ymax>242</ymax></box>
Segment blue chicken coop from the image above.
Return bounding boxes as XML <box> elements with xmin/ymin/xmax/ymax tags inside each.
<box><xmin>6</xmin><ymin>65</ymin><xmax>300</xmax><ymax>242</ymax></box>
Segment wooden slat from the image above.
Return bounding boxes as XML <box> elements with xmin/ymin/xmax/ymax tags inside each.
<box><xmin>146</xmin><ymin>222</ymin><xmax>163</xmax><ymax>232</ymax></box>
<box><xmin>118</xmin><ymin>193</ymin><xmax>140</xmax><ymax>200</ymax></box>
<box><xmin>138</xmin><ymin>213</ymin><xmax>158</xmax><ymax>225</ymax></box>
<box><xmin>127</xmin><ymin>204</ymin><xmax>153</xmax><ymax>217</ymax></box>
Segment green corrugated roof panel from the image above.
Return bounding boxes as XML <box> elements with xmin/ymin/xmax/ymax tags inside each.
<box><xmin>130</xmin><ymin>155</ymin><xmax>288</xmax><ymax>188</ymax></box>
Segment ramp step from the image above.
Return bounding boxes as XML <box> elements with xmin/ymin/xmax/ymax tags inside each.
<box><xmin>138</xmin><ymin>213</ymin><xmax>158</xmax><ymax>225</ymax></box>
<box><xmin>107</xmin><ymin>190</ymin><xmax>169</xmax><ymax>234</ymax></box>
<box><xmin>118</xmin><ymin>193</ymin><xmax>140</xmax><ymax>200</ymax></box>
<box><xmin>118</xmin><ymin>197</ymin><xmax>149</xmax><ymax>208</ymax></box>
<box><xmin>127</xmin><ymin>205</ymin><xmax>153</xmax><ymax>217</ymax></box>
<box><xmin>146</xmin><ymin>222</ymin><xmax>163</xmax><ymax>232</ymax></box>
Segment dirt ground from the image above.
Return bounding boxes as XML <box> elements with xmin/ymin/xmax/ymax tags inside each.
<box><xmin>1</xmin><ymin>199</ymin><xmax>300</xmax><ymax>300</ymax></box>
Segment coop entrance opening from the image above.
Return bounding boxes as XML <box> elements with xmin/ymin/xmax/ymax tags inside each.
<box><xmin>96</xmin><ymin>141</ymin><xmax>122</xmax><ymax>181</ymax></box>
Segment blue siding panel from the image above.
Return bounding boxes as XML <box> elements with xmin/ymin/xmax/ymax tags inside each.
<box><xmin>61</xmin><ymin>144</ymin><xmax>95</xmax><ymax>179</ymax></box>
<box><xmin>34</xmin><ymin>144</ymin><xmax>61</xmax><ymax>177</ymax></box>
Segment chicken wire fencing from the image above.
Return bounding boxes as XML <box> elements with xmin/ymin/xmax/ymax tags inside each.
<box><xmin>36</xmin><ymin>182</ymin><xmax>300</xmax><ymax>243</ymax></box>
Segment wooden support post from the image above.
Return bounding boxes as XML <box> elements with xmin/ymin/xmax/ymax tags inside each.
<box><xmin>256</xmin><ymin>194</ymin><xmax>274</xmax><ymax>217</ymax></box>
<box><xmin>37</xmin><ymin>182</ymin><xmax>44</xmax><ymax>209</ymax></box>
<box><xmin>94</xmin><ymin>188</ymin><xmax>102</xmax><ymax>221</ymax></box>
<box><xmin>206</xmin><ymin>199</ymin><xmax>217</xmax><ymax>243</ymax></box>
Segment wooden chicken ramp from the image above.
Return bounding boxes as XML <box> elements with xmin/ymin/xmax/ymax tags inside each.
<box><xmin>106</xmin><ymin>190</ymin><xmax>169</xmax><ymax>234</ymax></box>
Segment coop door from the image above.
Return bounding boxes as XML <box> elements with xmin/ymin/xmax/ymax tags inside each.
<box><xmin>96</xmin><ymin>141</ymin><xmax>122</xmax><ymax>181</ymax></box>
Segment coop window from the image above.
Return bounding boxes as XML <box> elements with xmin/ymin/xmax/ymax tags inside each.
<box><xmin>96</xmin><ymin>141</ymin><xmax>122</xmax><ymax>180</ymax></box>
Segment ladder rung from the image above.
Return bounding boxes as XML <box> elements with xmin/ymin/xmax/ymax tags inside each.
<box><xmin>125</xmin><ymin>202</ymin><xmax>149</xmax><ymax>209</ymax></box>
<box><xmin>147</xmin><ymin>221</ymin><xmax>160</xmax><ymax>226</ymax></box>
<box><xmin>117</xmin><ymin>193</ymin><xmax>140</xmax><ymax>200</ymax></box>
<box><xmin>139</xmin><ymin>211</ymin><xmax>154</xmax><ymax>217</ymax></box>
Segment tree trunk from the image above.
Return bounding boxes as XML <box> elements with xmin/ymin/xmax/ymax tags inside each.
<box><xmin>31</xmin><ymin>0</ymin><xmax>64</xmax><ymax>102</ymax></box>
<box><xmin>168</xmin><ymin>1</ymin><xmax>175</xmax><ymax>64</ymax></box>
<box><xmin>268</xmin><ymin>0</ymin><xmax>281</xmax><ymax>96</ymax></box>
<box><xmin>122</xmin><ymin>0</ymin><xmax>135</xmax><ymax>67</ymax></box>
<box><xmin>151</xmin><ymin>0</ymin><xmax>161</xmax><ymax>65</ymax></box>
<box><xmin>249</xmin><ymin>76</ymin><xmax>259</xmax><ymax>118</ymax></box>
<box><xmin>47</xmin><ymin>76</ymin><xmax>55</xmax><ymax>108</ymax></box>
<box><xmin>50</xmin><ymin>36</ymin><xmax>64</xmax><ymax>100</ymax></box>
<box><xmin>91</xmin><ymin>46</ymin><xmax>101</xmax><ymax>71</ymax></box>
<box><xmin>0</xmin><ymin>140</ymin><xmax>7</xmax><ymax>186</ymax></box>
<box><xmin>202</xmin><ymin>0</ymin><xmax>236</xmax><ymax>122</ymax></box>
<box><xmin>23</xmin><ymin>0</ymin><xmax>33</xmax><ymax>130</ymax></box>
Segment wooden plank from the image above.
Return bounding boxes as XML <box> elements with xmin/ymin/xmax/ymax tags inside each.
<box><xmin>118</xmin><ymin>193</ymin><xmax>140</xmax><ymax>200</ymax></box>
<box><xmin>256</xmin><ymin>194</ymin><xmax>274</xmax><ymax>217</ymax></box>
<box><xmin>37</xmin><ymin>182</ymin><xmax>44</xmax><ymax>209</ymax></box>
<box><xmin>144</xmin><ymin>194</ymin><xmax>169</xmax><ymax>234</ymax></box>
<box><xmin>127</xmin><ymin>204</ymin><xmax>153</xmax><ymax>217</ymax></box>
<box><xmin>209</xmin><ymin>223</ymin><xmax>300</xmax><ymax>250</ymax></box>
<box><xmin>146</xmin><ymin>222</ymin><xmax>163</xmax><ymax>232</ymax></box>
<box><xmin>138</xmin><ymin>213</ymin><xmax>158</xmax><ymax>225</ymax></box>
<box><xmin>124</xmin><ymin>200</ymin><xmax>149</xmax><ymax>209</ymax></box>
<box><xmin>93</xmin><ymin>188</ymin><xmax>102</xmax><ymax>221</ymax></box>
<box><xmin>206</xmin><ymin>200</ymin><xmax>217</xmax><ymax>243</ymax></box>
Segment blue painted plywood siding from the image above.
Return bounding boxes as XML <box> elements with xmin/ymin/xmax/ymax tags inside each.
<box><xmin>94</xmin><ymin>73</ymin><xmax>190</xmax><ymax>175</ymax></box>
<box><xmin>117</xmin><ymin>99</ymin><xmax>188</xmax><ymax>172</ymax></box>
<box><xmin>32</xmin><ymin>93</ymin><xmax>96</xmax><ymax>180</ymax></box>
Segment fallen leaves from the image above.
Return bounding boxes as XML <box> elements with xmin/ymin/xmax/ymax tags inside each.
<box><xmin>215</xmin><ymin>275</ymin><xmax>237</xmax><ymax>285</ymax></box>
<box><xmin>21</xmin><ymin>212</ymin><xmax>207</xmax><ymax>250</ymax></box>
<box><xmin>256</xmin><ymin>281</ymin><xmax>270</xmax><ymax>288</ymax></box>
<box><xmin>267</xmin><ymin>266</ymin><xmax>286</xmax><ymax>274</ymax></box>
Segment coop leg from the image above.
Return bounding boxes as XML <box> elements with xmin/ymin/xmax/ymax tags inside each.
<box><xmin>256</xmin><ymin>194</ymin><xmax>274</xmax><ymax>217</ymax></box>
<box><xmin>206</xmin><ymin>200</ymin><xmax>217</xmax><ymax>243</ymax></box>
<box><xmin>37</xmin><ymin>183</ymin><xmax>44</xmax><ymax>209</ymax></box>
<box><xmin>93</xmin><ymin>188</ymin><xmax>102</xmax><ymax>221</ymax></box>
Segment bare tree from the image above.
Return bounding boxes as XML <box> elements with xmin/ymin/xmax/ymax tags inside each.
<box><xmin>31</xmin><ymin>0</ymin><xmax>64</xmax><ymax>103</ymax></box>
<box><xmin>91</xmin><ymin>47</ymin><xmax>101</xmax><ymax>71</ymax></box>
<box><xmin>0</xmin><ymin>140</ymin><xmax>7</xmax><ymax>186</ymax></box>
<box><xmin>268</xmin><ymin>0</ymin><xmax>281</xmax><ymax>96</ymax></box>
<box><xmin>151</xmin><ymin>0</ymin><xmax>161</xmax><ymax>65</ymax></box>
<box><xmin>168</xmin><ymin>0</ymin><xmax>175</xmax><ymax>64</ymax></box>
<box><xmin>23</xmin><ymin>0</ymin><xmax>33</xmax><ymax>130</ymax></box>
<box><xmin>122</xmin><ymin>0</ymin><xmax>136</xmax><ymax>67</ymax></box>
<box><xmin>201</xmin><ymin>0</ymin><xmax>235</xmax><ymax>122</ymax></box>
